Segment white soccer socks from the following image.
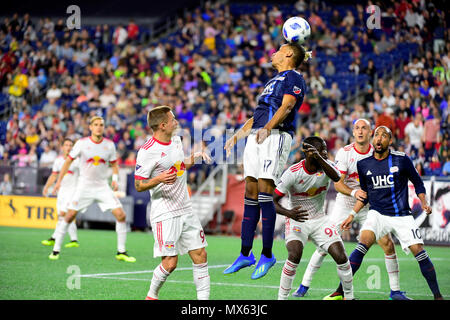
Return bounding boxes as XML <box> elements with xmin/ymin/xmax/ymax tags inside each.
<box><xmin>115</xmin><ymin>221</ymin><xmax>127</xmax><ymax>253</ymax></box>
<box><xmin>52</xmin><ymin>216</ymin><xmax>77</xmax><ymax>241</ymax></box>
<box><xmin>193</xmin><ymin>262</ymin><xmax>210</xmax><ymax>300</ymax></box>
<box><xmin>337</xmin><ymin>261</ymin><xmax>354</xmax><ymax>300</ymax></box>
<box><xmin>147</xmin><ymin>264</ymin><xmax>171</xmax><ymax>300</ymax></box>
<box><xmin>53</xmin><ymin>220</ymin><xmax>69</xmax><ymax>252</ymax></box>
<box><xmin>301</xmin><ymin>249</ymin><xmax>327</xmax><ymax>287</ymax></box>
<box><xmin>385</xmin><ymin>254</ymin><xmax>400</xmax><ymax>292</ymax></box>
<box><xmin>278</xmin><ymin>260</ymin><xmax>298</xmax><ymax>300</ymax></box>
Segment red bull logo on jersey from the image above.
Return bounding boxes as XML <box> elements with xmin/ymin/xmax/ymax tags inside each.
<box><xmin>86</xmin><ymin>156</ymin><xmax>106</xmax><ymax>166</ymax></box>
<box><xmin>164</xmin><ymin>241</ymin><xmax>175</xmax><ymax>250</ymax></box>
<box><xmin>372</xmin><ymin>175</ymin><xmax>394</xmax><ymax>189</ymax></box>
<box><xmin>348</xmin><ymin>172</ymin><xmax>360</xmax><ymax>182</ymax></box>
<box><xmin>294</xmin><ymin>185</ymin><xmax>327</xmax><ymax>197</ymax></box>
<box><xmin>169</xmin><ymin>160</ymin><xmax>186</xmax><ymax>177</ymax></box>
<box><xmin>292</xmin><ymin>226</ymin><xmax>302</xmax><ymax>233</ymax></box>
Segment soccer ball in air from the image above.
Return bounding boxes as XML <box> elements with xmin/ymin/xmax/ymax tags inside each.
<box><xmin>282</xmin><ymin>16</ymin><xmax>311</xmax><ymax>44</ymax></box>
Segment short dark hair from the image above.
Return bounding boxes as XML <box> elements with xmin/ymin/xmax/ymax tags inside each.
<box><xmin>303</xmin><ymin>136</ymin><xmax>326</xmax><ymax>151</ymax></box>
<box><xmin>62</xmin><ymin>138</ymin><xmax>73</xmax><ymax>145</ymax></box>
<box><xmin>286</xmin><ymin>42</ymin><xmax>306</xmax><ymax>68</ymax></box>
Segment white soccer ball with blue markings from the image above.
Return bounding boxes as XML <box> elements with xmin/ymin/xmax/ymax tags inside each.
<box><xmin>282</xmin><ymin>16</ymin><xmax>311</xmax><ymax>44</ymax></box>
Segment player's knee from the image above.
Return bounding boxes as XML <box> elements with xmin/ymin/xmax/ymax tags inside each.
<box><xmin>65</xmin><ymin>210</ymin><xmax>77</xmax><ymax>223</ymax></box>
<box><xmin>198</xmin><ymin>249</ymin><xmax>207</xmax><ymax>263</ymax></box>
<box><xmin>379</xmin><ymin>236</ymin><xmax>395</xmax><ymax>255</ymax></box>
<box><xmin>328</xmin><ymin>242</ymin><xmax>348</xmax><ymax>264</ymax></box>
<box><xmin>286</xmin><ymin>241</ymin><xmax>303</xmax><ymax>264</ymax></box>
<box><xmin>190</xmin><ymin>248</ymin><xmax>207</xmax><ymax>264</ymax></box>
<box><xmin>114</xmin><ymin>209</ymin><xmax>126</xmax><ymax>222</ymax></box>
<box><xmin>163</xmin><ymin>258</ymin><xmax>178</xmax><ymax>273</ymax></box>
<box><xmin>245</xmin><ymin>178</ymin><xmax>258</xmax><ymax>199</ymax></box>
<box><xmin>334</xmin><ymin>252</ymin><xmax>348</xmax><ymax>265</ymax></box>
<box><xmin>257</xmin><ymin>179</ymin><xmax>275</xmax><ymax>194</ymax></box>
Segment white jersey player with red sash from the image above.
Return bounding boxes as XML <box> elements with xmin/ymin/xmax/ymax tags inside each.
<box><xmin>275</xmin><ymin>159</ymin><xmax>342</xmax><ymax>251</ymax></box>
<box><xmin>52</xmin><ymin>155</ymin><xmax>80</xmax><ymax>213</ymax></box>
<box><xmin>49</xmin><ymin>117</ymin><xmax>135</xmax><ymax>263</ymax></box>
<box><xmin>134</xmin><ymin>106</ymin><xmax>210</xmax><ymax>300</ymax></box>
<box><xmin>330</xmin><ymin>142</ymin><xmax>374</xmax><ymax>227</ymax></box>
<box><xmin>135</xmin><ymin>136</ymin><xmax>192</xmax><ymax>224</ymax></box>
<box><xmin>41</xmin><ymin>139</ymin><xmax>80</xmax><ymax>248</ymax></box>
<box><xmin>295</xmin><ymin>119</ymin><xmax>407</xmax><ymax>301</ymax></box>
<box><xmin>67</xmin><ymin>136</ymin><xmax>122</xmax><ymax>212</ymax></box>
<box><xmin>273</xmin><ymin>136</ymin><xmax>353</xmax><ymax>300</ymax></box>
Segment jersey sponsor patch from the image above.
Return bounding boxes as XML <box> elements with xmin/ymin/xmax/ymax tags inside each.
<box><xmin>390</xmin><ymin>166</ymin><xmax>399</xmax><ymax>173</ymax></box>
<box><xmin>293</xmin><ymin>86</ymin><xmax>302</xmax><ymax>94</ymax></box>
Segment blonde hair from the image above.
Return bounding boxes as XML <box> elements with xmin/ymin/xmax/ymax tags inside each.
<box><xmin>89</xmin><ymin>116</ymin><xmax>104</xmax><ymax>125</ymax></box>
<box><xmin>147</xmin><ymin>106</ymin><xmax>172</xmax><ymax>131</ymax></box>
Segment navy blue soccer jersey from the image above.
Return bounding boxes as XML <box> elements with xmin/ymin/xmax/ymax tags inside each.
<box><xmin>357</xmin><ymin>150</ymin><xmax>426</xmax><ymax>217</ymax></box>
<box><xmin>252</xmin><ymin>69</ymin><xmax>307</xmax><ymax>137</ymax></box>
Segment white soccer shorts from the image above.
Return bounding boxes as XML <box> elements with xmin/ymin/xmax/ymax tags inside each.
<box><xmin>57</xmin><ymin>189</ymin><xmax>73</xmax><ymax>214</ymax></box>
<box><xmin>151</xmin><ymin>211</ymin><xmax>207</xmax><ymax>258</ymax></box>
<box><xmin>67</xmin><ymin>183</ymin><xmax>122</xmax><ymax>213</ymax></box>
<box><xmin>285</xmin><ymin>215</ymin><xmax>343</xmax><ymax>252</ymax></box>
<box><xmin>360</xmin><ymin>209</ymin><xmax>424</xmax><ymax>254</ymax></box>
<box><xmin>328</xmin><ymin>205</ymin><xmax>369</xmax><ymax>232</ymax></box>
<box><xmin>243</xmin><ymin>131</ymin><xmax>292</xmax><ymax>184</ymax></box>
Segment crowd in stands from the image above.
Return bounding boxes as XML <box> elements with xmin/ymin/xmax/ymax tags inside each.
<box><xmin>0</xmin><ymin>0</ymin><xmax>449</xmax><ymax>194</ymax></box>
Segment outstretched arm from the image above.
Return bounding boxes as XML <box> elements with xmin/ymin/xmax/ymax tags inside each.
<box><xmin>224</xmin><ymin>117</ymin><xmax>254</xmax><ymax>157</ymax></box>
<box><xmin>256</xmin><ymin>94</ymin><xmax>297</xmax><ymax>144</ymax></box>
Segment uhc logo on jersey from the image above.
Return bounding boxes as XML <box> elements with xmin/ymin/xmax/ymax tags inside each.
<box><xmin>372</xmin><ymin>175</ymin><xmax>394</xmax><ymax>189</ymax></box>
<box><xmin>261</xmin><ymin>82</ymin><xmax>275</xmax><ymax>96</ymax></box>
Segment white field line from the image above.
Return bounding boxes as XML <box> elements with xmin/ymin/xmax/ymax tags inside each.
<box><xmin>79</xmin><ymin>276</ymin><xmax>449</xmax><ymax>298</ymax></box>
<box><xmin>78</xmin><ymin>257</ymin><xmax>449</xmax><ymax>278</ymax></box>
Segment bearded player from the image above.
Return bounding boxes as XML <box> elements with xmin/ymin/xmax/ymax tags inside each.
<box><xmin>339</xmin><ymin>126</ymin><xmax>443</xmax><ymax>300</ymax></box>
<box><xmin>294</xmin><ymin>119</ymin><xmax>410</xmax><ymax>300</ymax></box>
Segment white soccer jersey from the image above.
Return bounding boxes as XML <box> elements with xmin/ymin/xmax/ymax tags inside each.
<box><xmin>68</xmin><ymin>137</ymin><xmax>117</xmax><ymax>187</ymax></box>
<box><xmin>135</xmin><ymin>136</ymin><xmax>192</xmax><ymax>223</ymax></box>
<box><xmin>334</xmin><ymin>143</ymin><xmax>374</xmax><ymax>209</ymax></box>
<box><xmin>275</xmin><ymin>159</ymin><xmax>338</xmax><ymax>220</ymax></box>
<box><xmin>52</xmin><ymin>155</ymin><xmax>79</xmax><ymax>192</ymax></box>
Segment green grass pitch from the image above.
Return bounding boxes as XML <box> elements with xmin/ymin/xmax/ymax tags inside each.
<box><xmin>0</xmin><ymin>226</ymin><xmax>448</xmax><ymax>300</ymax></box>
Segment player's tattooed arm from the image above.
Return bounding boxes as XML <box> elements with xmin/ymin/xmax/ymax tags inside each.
<box><xmin>273</xmin><ymin>192</ymin><xmax>308</xmax><ymax>222</ymax></box>
<box><xmin>134</xmin><ymin>171</ymin><xmax>177</xmax><ymax>192</ymax></box>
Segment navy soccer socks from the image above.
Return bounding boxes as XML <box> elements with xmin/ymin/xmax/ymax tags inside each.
<box><xmin>240</xmin><ymin>197</ymin><xmax>260</xmax><ymax>257</ymax></box>
<box><xmin>415</xmin><ymin>250</ymin><xmax>442</xmax><ymax>299</ymax></box>
<box><xmin>258</xmin><ymin>192</ymin><xmax>276</xmax><ymax>258</ymax></box>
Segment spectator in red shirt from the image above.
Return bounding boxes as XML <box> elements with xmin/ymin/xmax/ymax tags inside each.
<box><xmin>395</xmin><ymin>109</ymin><xmax>411</xmax><ymax>140</ymax></box>
<box><xmin>127</xmin><ymin>19</ymin><xmax>139</xmax><ymax>41</ymax></box>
